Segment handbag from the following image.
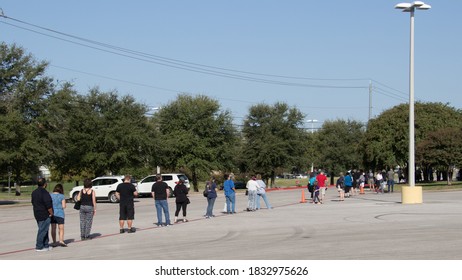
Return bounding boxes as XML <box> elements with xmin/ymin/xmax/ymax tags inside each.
<box><xmin>73</xmin><ymin>190</ymin><xmax>82</xmax><ymax>210</ymax></box>
<box><xmin>186</xmin><ymin>197</ymin><xmax>190</xmax><ymax>204</ymax></box>
<box><xmin>203</xmin><ymin>183</ymin><xmax>209</xmax><ymax>197</ymax></box>
<box><xmin>73</xmin><ymin>200</ymin><xmax>81</xmax><ymax>210</ymax></box>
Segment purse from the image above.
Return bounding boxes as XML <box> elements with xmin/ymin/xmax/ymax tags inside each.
<box><xmin>73</xmin><ymin>190</ymin><xmax>82</xmax><ymax>210</ymax></box>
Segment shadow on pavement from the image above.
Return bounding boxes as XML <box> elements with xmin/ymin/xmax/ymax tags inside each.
<box><xmin>0</xmin><ymin>201</ymin><xmax>19</xmax><ymax>206</ymax></box>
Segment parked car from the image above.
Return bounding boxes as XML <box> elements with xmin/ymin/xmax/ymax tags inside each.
<box><xmin>137</xmin><ymin>173</ymin><xmax>190</xmax><ymax>197</ymax></box>
<box><xmin>234</xmin><ymin>181</ymin><xmax>246</xmax><ymax>189</ymax></box>
<box><xmin>69</xmin><ymin>175</ymin><xmax>136</xmax><ymax>203</ymax></box>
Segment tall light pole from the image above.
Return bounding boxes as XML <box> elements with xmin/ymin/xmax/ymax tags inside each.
<box><xmin>395</xmin><ymin>1</ymin><xmax>430</xmax><ymax>202</ymax></box>
<box><xmin>306</xmin><ymin>119</ymin><xmax>319</xmax><ymax>172</ymax></box>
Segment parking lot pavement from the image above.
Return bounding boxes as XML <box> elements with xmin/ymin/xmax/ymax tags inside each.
<box><xmin>1</xmin><ymin>187</ymin><xmax>462</xmax><ymax>260</ymax></box>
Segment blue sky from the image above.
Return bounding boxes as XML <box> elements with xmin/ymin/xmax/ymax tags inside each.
<box><xmin>1</xmin><ymin>1</ymin><xmax>459</xmax><ymax>129</ymax></box>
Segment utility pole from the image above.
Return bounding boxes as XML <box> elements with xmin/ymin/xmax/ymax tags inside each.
<box><xmin>368</xmin><ymin>80</ymin><xmax>372</xmax><ymax>123</ymax></box>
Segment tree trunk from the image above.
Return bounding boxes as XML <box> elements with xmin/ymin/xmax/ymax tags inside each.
<box><xmin>192</xmin><ymin>170</ymin><xmax>199</xmax><ymax>192</ymax></box>
<box><xmin>447</xmin><ymin>166</ymin><xmax>452</xmax><ymax>186</ymax></box>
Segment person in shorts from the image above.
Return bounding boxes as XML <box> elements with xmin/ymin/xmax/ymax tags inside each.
<box><xmin>116</xmin><ymin>175</ymin><xmax>138</xmax><ymax>233</ymax></box>
<box><xmin>50</xmin><ymin>184</ymin><xmax>67</xmax><ymax>247</ymax></box>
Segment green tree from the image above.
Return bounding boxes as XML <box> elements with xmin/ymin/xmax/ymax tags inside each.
<box><xmin>241</xmin><ymin>102</ymin><xmax>305</xmax><ymax>186</ymax></box>
<box><xmin>0</xmin><ymin>43</ymin><xmax>54</xmax><ymax>184</ymax></box>
<box><xmin>317</xmin><ymin>119</ymin><xmax>365</xmax><ymax>183</ymax></box>
<box><xmin>416</xmin><ymin>127</ymin><xmax>462</xmax><ymax>185</ymax></box>
<box><xmin>77</xmin><ymin>88</ymin><xmax>151</xmax><ymax>177</ymax></box>
<box><xmin>154</xmin><ymin>94</ymin><xmax>238</xmax><ymax>191</ymax></box>
<box><xmin>361</xmin><ymin>102</ymin><xmax>462</xmax><ymax>172</ymax></box>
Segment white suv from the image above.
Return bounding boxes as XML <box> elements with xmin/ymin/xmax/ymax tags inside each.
<box><xmin>137</xmin><ymin>173</ymin><xmax>190</xmax><ymax>197</ymax></box>
<box><xmin>69</xmin><ymin>176</ymin><xmax>136</xmax><ymax>203</ymax></box>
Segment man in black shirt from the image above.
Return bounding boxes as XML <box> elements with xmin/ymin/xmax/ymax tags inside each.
<box><xmin>31</xmin><ymin>178</ymin><xmax>53</xmax><ymax>251</ymax></box>
<box><xmin>116</xmin><ymin>175</ymin><xmax>138</xmax><ymax>233</ymax></box>
<box><xmin>151</xmin><ymin>174</ymin><xmax>171</xmax><ymax>226</ymax></box>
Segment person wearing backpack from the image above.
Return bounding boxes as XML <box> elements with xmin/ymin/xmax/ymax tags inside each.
<box><xmin>344</xmin><ymin>172</ymin><xmax>353</xmax><ymax>198</ymax></box>
<box><xmin>309</xmin><ymin>175</ymin><xmax>317</xmax><ymax>202</ymax></box>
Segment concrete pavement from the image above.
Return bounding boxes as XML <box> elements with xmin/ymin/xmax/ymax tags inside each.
<box><xmin>1</xmin><ymin>187</ymin><xmax>461</xmax><ymax>259</ymax></box>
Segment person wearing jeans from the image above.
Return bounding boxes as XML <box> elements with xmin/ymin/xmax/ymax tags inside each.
<box><xmin>246</xmin><ymin>176</ymin><xmax>259</xmax><ymax>211</ymax></box>
<box><xmin>387</xmin><ymin>169</ymin><xmax>395</xmax><ymax>193</ymax></box>
<box><xmin>223</xmin><ymin>174</ymin><xmax>236</xmax><ymax>214</ymax></box>
<box><xmin>151</xmin><ymin>174</ymin><xmax>171</xmax><ymax>226</ymax></box>
<box><xmin>205</xmin><ymin>178</ymin><xmax>217</xmax><ymax>218</ymax></box>
<box><xmin>31</xmin><ymin>178</ymin><xmax>53</xmax><ymax>251</ymax></box>
<box><xmin>255</xmin><ymin>174</ymin><xmax>272</xmax><ymax>209</ymax></box>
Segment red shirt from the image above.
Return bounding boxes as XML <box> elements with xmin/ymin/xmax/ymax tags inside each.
<box><xmin>316</xmin><ymin>173</ymin><xmax>328</xmax><ymax>187</ymax></box>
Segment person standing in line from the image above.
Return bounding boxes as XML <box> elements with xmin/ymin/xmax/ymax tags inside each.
<box><xmin>255</xmin><ymin>174</ymin><xmax>272</xmax><ymax>209</ymax></box>
<box><xmin>309</xmin><ymin>175</ymin><xmax>317</xmax><ymax>202</ymax></box>
<box><xmin>344</xmin><ymin>172</ymin><xmax>353</xmax><ymax>198</ymax></box>
<box><xmin>31</xmin><ymin>178</ymin><xmax>53</xmax><ymax>252</ymax></box>
<box><xmin>387</xmin><ymin>168</ymin><xmax>395</xmax><ymax>193</ymax></box>
<box><xmin>336</xmin><ymin>172</ymin><xmax>345</xmax><ymax>201</ymax></box>
<box><xmin>77</xmin><ymin>178</ymin><xmax>97</xmax><ymax>240</ymax></box>
<box><xmin>205</xmin><ymin>177</ymin><xmax>217</xmax><ymax>218</ymax></box>
<box><xmin>316</xmin><ymin>171</ymin><xmax>328</xmax><ymax>203</ymax></box>
<box><xmin>223</xmin><ymin>174</ymin><xmax>236</xmax><ymax>214</ymax></box>
<box><xmin>368</xmin><ymin>170</ymin><xmax>375</xmax><ymax>192</ymax></box>
<box><xmin>246</xmin><ymin>176</ymin><xmax>259</xmax><ymax>211</ymax></box>
<box><xmin>359</xmin><ymin>171</ymin><xmax>366</xmax><ymax>193</ymax></box>
<box><xmin>151</xmin><ymin>174</ymin><xmax>171</xmax><ymax>227</ymax></box>
<box><xmin>50</xmin><ymin>184</ymin><xmax>67</xmax><ymax>247</ymax></box>
<box><xmin>116</xmin><ymin>175</ymin><xmax>138</xmax><ymax>233</ymax></box>
<box><xmin>376</xmin><ymin>171</ymin><xmax>384</xmax><ymax>194</ymax></box>
<box><xmin>173</xmin><ymin>178</ymin><xmax>189</xmax><ymax>223</ymax></box>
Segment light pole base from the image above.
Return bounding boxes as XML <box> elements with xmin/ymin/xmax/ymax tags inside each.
<box><xmin>401</xmin><ymin>186</ymin><xmax>423</xmax><ymax>204</ymax></box>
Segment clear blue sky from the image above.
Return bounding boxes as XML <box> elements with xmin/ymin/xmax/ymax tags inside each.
<box><xmin>1</xmin><ymin>1</ymin><xmax>459</xmax><ymax>129</ymax></box>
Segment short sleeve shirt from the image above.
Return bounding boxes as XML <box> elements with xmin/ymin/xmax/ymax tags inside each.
<box><xmin>116</xmin><ymin>182</ymin><xmax>137</xmax><ymax>204</ymax></box>
<box><xmin>151</xmin><ymin>181</ymin><xmax>169</xmax><ymax>200</ymax></box>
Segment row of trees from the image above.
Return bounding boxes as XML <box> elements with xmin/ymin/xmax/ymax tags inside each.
<box><xmin>2</xmin><ymin>43</ymin><xmax>462</xmax><ymax>191</ymax></box>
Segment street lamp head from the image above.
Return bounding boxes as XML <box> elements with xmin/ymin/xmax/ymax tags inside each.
<box><xmin>417</xmin><ymin>4</ymin><xmax>431</xmax><ymax>10</ymax></box>
<box><xmin>395</xmin><ymin>3</ymin><xmax>412</xmax><ymax>10</ymax></box>
<box><xmin>412</xmin><ymin>1</ymin><xmax>425</xmax><ymax>7</ymax></box>
<box><xmin>395</xmin><ymin>2</ymin><xmax>431</xmax><ymax>12</ymax></box>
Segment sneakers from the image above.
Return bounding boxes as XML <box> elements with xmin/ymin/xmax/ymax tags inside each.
<box><xmin>36</xmin><ymin>247</ymin><xmax>52</xmax><ymax>252</ymax></box>
<box><xmin>128</xmin><ymin>228</ymin><xmax>136</xmax><ymax>233</ymax></box>
<box><xmin>120</xmin><ymin>229</ymin><xmax>125</xmax><ymax>234</ymax></box>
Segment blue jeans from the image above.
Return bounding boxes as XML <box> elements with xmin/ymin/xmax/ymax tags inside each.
<box><xmin>206</xmin><ymin>197</ymin><xmax>216</xmax><ymax>217</ymax></box>
<box><xmin>387</xmin><ymin>179</ymin><xmax>395</xmax><ymax>193</ymax></box>
<box><xmin>256</xmin><ymin>193</ymin><xmax>272</xmax><ymax>209</ymax></box>
<box><xmin>225</xmin><ymin>193</ymin><xmax>236</xmax><ymax>213</ymax></box>
<box><xmin>155</xmin><ymin>200</ymin><xmax>170</xmax><ymax>225</ymax></box>
<box><xmin>36</xmin><ymin>217</ymin><xmax>51</xmax><ymax>250</ymax></box>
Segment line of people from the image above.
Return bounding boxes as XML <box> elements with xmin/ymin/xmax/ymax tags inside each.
<box><xmin>31</xmin><ymin>173</ymin><xmax>273</xmax><ymax>252</ymax></box>
<box><xmin>334</xmin><ymin>169</ymin><xmax>397</xmax><ymax>200</ymax></box>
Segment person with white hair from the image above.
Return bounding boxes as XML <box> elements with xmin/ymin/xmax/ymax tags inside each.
<box><xmin>255</xmin><ymin>174</ymin><xmax>272</xmax><ymax>209</ymax></box>
<box><xmin>246</xmin><ymin>176</ymin><xmax>259</xmax><ymax>211</ymax></box>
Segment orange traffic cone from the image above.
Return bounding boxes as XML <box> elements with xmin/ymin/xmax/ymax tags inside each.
<box><xmin>300</xmin><ymin>189</ymin><xmax>307</xmax><ymax>203</ymax></box>
<box><xmin>360</xmin><ymin>184</ymin><xmax>365</xmax><ymax>194</ymax></box>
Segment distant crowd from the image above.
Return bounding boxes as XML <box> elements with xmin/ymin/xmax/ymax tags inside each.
<box><xmin>306</xmin><ymin>169</ymin><xmax>398</xmax><ymax>204</ymax></box>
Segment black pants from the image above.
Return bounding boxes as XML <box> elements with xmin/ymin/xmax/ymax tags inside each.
<box><xmin>175</xmin><ymin>201</ymin><xmax>188</xmax><ymax>217</ymax></box>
